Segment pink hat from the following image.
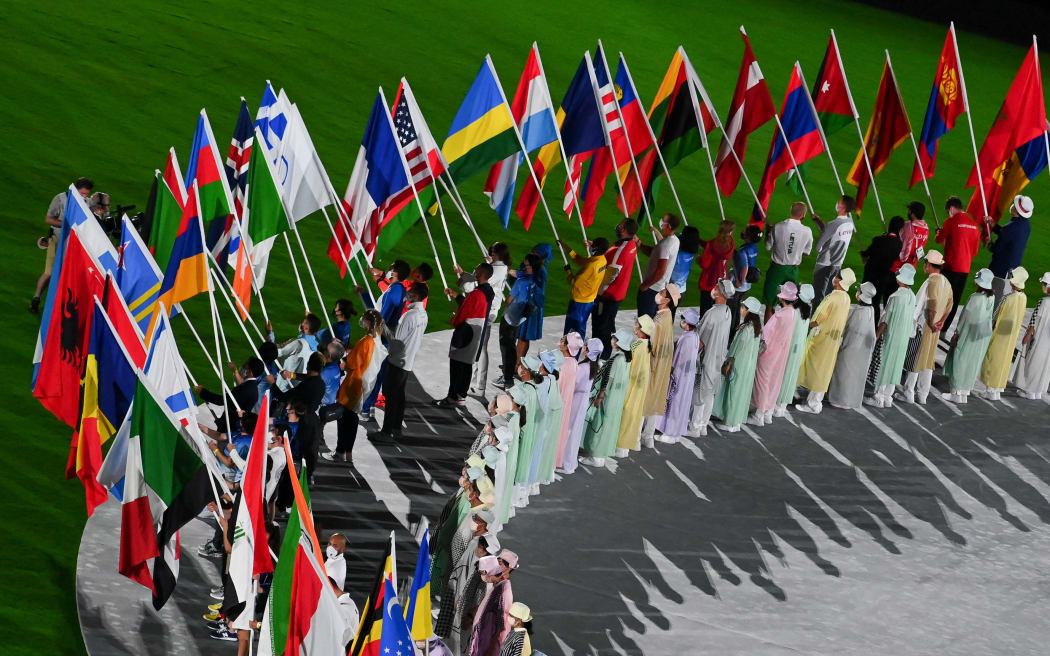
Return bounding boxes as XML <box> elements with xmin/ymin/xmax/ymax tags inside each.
<box><xmin>777</xmin><ymin>281</ymin><xmax>798</xmax><ymax>302</ymax></box>
<box><xmin>499</xmin><ymin>549</ymin><xmax>520</xmax><ymax>570</ymax></box>
<box><xmin>565</xmin><ymin>332</ymin><xmax>583</xmax><ymax>357</ymax></box>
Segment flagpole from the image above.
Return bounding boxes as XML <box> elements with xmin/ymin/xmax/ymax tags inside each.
<box><xmin>204</xmin><ymin>248</ymin><xmax>265</xmax><ymax>341</ymax></box>
<box><xmin>596</xmin><ymin>41</ymin><xmax>657</xmax><ymax>235</ymax></box>
<box><xmin>486</xmin><ymin>54</ymin><xmax>569</xmax><ymax>264</ymax></box>
<box><xmin>772</xmin><ymin>114</ymin><xmax>816</xmax><ymax>212</ymax></box>
<box><xmin>317</xmin><ymin>206</ymin><xmax>361</xmax><ymax>287</ymax></box>
<box><xmin>532</xmin><ymin>42</ymin><xmax>590</xmax><ymax>243</ymax></box>
<box><xmin>951</xmin><ymin>22</ymin><xmax>989</xmax><ymax>219</ymax></box>
<box><xmin>886</xmin><ymin>50</ymin><xmax>939</xmax><ymax>229</ymax></box>
<box><xmin>320</xmin><ymin>178</ymin><xmax>379</xmax><ymax>307</ymax></box>
<box><xmin>234</xmin><ymin>193</ymin><xmax>272</xmax><ymax>326</ymax></box>
<box><xmin>378</xmin><ymin>86</ymin><xmax>452</xmax><ymax>296</ymax></box>
<box><xmin>618</xmin><ymin>50</ymin><xmax>690</xmax><ymax>224</ymax></box>
<box><xmin>1035</xmin><ymin>37</ymin><xmax>1050</xmax><ymax>211</ymax></box>
<box><xmin>176</xmin><ymin>308</ymin><xmax>242</xmax><ymax>409</ymax></box>
<box><xmin>680</xmin><ymin>48</ymin><xmax>728</xmax><ymax>221</ymax></box>
<box><xmin>832</xmin><ymin>29</ymin><xmax>886</xmax><ymax>227</ymax></box>
<box><xmin>289</xmin><ymin>222</ymin><xmax>335</xmax><ymax>334</ymax></box>
<box><xmin>795</xmin><ymin>61</ymin><xmax>845</xmax><ymax>194</ymax></box>
<box><xmin>209</xmin><ymin>268</ymin><xmax>265</xmax><ymax>361</ymax></box>
<box><xmin>437</xmin><ymin>173</ymin><xmax>488</xmax><ymax>254</ymax></box>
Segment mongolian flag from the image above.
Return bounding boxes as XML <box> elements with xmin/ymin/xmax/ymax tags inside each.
<box><xmin>845</xmin><ymin>58</ymin><xmax>911</xmax><ymax>212</ymax></box>
<box><xmin>912</xmin><ymin>24</ymin><xmax>967</xmax><ymax>186</ymax></box>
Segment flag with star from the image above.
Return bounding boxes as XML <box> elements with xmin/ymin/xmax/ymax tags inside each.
<box><xmin>378</xmin><ymin>578</ymin><xmax>416</xmax><ymax>656</ymax></box>
<box><xmin>810</xmin><ymin>32</ymin><xmax>855</xmax><ymax>136</ymax></box>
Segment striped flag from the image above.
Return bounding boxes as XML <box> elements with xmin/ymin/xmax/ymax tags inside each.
<box><xmin>225</xmin><ymin>98</ymin><xmax>254</xmax><ymax>223</ymax></box>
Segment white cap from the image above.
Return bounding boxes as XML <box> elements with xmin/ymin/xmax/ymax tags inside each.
<box><xmin>1012</xmin><ymin>195</ymin><xmax>1034</xmax><ymax>218</ymax></box>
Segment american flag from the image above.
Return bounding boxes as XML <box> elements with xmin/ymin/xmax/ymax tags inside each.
<box><xmin>385</xmin><ymin>82</ymin><xmax>442</xmax><ymax>217</ymax></box>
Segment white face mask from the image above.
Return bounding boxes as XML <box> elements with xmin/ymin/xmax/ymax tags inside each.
<box><xmin>326</xmin><ymin>545</ymin><xmax>340</xmax><ymax>561</ymax></box>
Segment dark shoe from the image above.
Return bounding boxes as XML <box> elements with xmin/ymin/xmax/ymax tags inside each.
<box><xmin>28</xmin><ymin>296</ymin><xmax>40</xmax><ymax>313</ymax></box>
<box><xmin>432</xmin><ymin>397</ymin><xmax>456</xmax><ymax>407</ymax></box>
<box><xmin>209</xmin><ymin>626</ymin><xmax>238</xmax><ymax>641</ymax></box>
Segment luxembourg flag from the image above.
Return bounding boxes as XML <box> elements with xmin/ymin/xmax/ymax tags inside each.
<box><xmin>484</xmin><ymin>43</ymin><xmax>558</xmax><ymax>229</ymax></box>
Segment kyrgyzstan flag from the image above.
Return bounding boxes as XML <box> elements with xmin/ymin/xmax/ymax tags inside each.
<box><xmin>714</xmin><ymin>27</ymin><xmax>776</xmax><ymax>197</ymax></box>
<box><xmin>34</xmin><ymin>230</ymin><xmax>104</xmax><ymax>426</ymax></box>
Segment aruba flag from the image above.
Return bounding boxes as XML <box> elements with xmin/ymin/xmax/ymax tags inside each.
<box><xmin>484</xmin><ymin>43</ymin><xmax>558</xmax><ymax>228</ymax></box>
<box><xmin>912</xmin><ymin>24</ymin><xmax>967</xmax><ymax>187</ymax></box>
<box><xmin>752</xmin><ymin>62</ymin><xmax>825</xmax><ymax>224</ymax></box>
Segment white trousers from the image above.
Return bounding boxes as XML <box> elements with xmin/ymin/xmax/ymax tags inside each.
<box><xmin>902</xmin><ymin>369</ymin><xmax>934</xmax><ymax>402</ymax></box>
<box><xmin>471</xmin><ymin>319</ymin><xmax>496</xmax><ymax>390</ymax></box>
<box><xmin>690</xmin><ymin>392</ymin><xmax>715</xmax><ymax>430</ymax></box>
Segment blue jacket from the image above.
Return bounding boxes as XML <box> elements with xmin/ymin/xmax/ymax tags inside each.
<box><xmin>989</xmin><ymin>216</ymin><xmax>1030</xmax><ymax>278</ymax></box>
<box><xmin>320</xmin><ymin>362</ymin><xmax>342</xmax><ymax>405</ymax></box>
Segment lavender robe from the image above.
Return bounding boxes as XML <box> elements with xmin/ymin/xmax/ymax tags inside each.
<box><xmin>469</xmin><ymin>579</ymin><xmax>513</xmax><ymax>656</ymax></box>
<box><xmin>656</xmin><ymin>330</ymin><xmax>700</xmax><ymax>437</ymax></box>
<box><xmin>560</xmin><ymin>360</ymin><xmax>592</xmax><ymax>474</ymax></box>
<box><xmin>751</xmin><ymin>305</ymin><xmax>796</xmax><ymax>412</ymax></box>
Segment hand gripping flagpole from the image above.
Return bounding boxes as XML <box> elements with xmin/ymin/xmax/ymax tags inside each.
<box><xmin>795</xmin><ymin>61</ymin><xmax>845</xmax><ymax>195</ymax></box>
<box><xmin>378</xmin><ymin>86</ymin><xmax>452</xmax><ymax>296</ymax></box>
<box><xmin>486</xmin><ymin>54</ymin><xmax>569</xmax><ymax>265</ymax></box>
<box><xmin>619</xmin><ymin>49</ymin><xmax>690</xmax><ymax>225</ymax></box>
<box><xmin>832</xmin><ymin>29</ymin><xmax>886</xmax><ymax>228</ymax></box>
<box><xmin>679</xmin><ymin>48</ymin><xmax>727</xmax><ymax>223</ymax></box>
<box><xmin>596</xmin><ymin>41</ymin><xmax>657</xmax><ymax>236</ymax></box>
<box><xmin>886</xmin><ymin>50</ymin><xmax>939</xmax><ymax>229</ymax></box>
<box><xmin>952</xmin><ymin>22</ymin><xmax>989</xmax><ymax>219</ymax></box>
<box><xmin>532</xmin><ymin>42</ymin><xmax>590</xmax><ymax>244</ymax></box>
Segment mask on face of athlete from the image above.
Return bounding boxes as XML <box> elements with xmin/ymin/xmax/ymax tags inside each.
<box><xmin>326</xmin><ymin>545</ymin><xmax>340</xmax><ymax>560</ymax></box>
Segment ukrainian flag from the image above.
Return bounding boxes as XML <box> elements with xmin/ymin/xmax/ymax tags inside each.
<box><xmin>404</xmin><ymin>528</ymin><xmax>432</xmax><ymax>641</ymax></box>
<box><xmin>442</xmin><ymin>56</ymin><xmax>520</xmax><ymax>183</ymax></box>
<box><xmin>150</xmin><ymin>183</ymin><xmax>210</xmax><ymax>338</ymax></box>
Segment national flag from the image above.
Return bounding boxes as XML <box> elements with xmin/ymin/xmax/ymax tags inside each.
<box><xmin>144</xmin><ymin>308</ymin><xmax>196</xmax><ymax>426</ymax></box>
<box><xmin>99</xmin><ymin>274</ymin><xmax>148</xmax><ymax>368</ymax></box>
<box><xmin>515</xmin><ymin>53</ymin><xmax>607</xmax><ymax>229</ymax></box>
<box><xmin>225</xmin><ymin>394</ymin><xmax>275</xmax><ymax>626</ymax></box>
<box><xmin>96</xmin><ymin>414</ymin><xmax>130</xmax><ymax>502</ymax></box>
<box><xmin>714</xmin><ymin>27</ymin><xmax>776</xmax><ymax>196</ymax></box>
<box><xmin>150</xmin><ymin>183</ymin><xmax>210</xmax><ymax>336</ymax></box>
<box><xmin>912</xmin><ymin>25</ymin><xmax>967</xmax><ymax>186</ymax></box>
<box><xmin>273</xmin><ymin>103</ymin><xmax>335</xmax><ymax>223</ymax></box>
<box><xmin>118</xmin><ymin>403</ymin><xmax>160</xmax><ymax>592</ymax></box>
<box><xmin>970</xmin><ymin>125</ymin><xmax>1049</xmax><ymax>220</ymax></box>
<box><xmin>752</xmin><ymin>63</ymin><xmax>826</xmax><ymax>224</ymax></box>
<box><xmin>810</xmin><ymin>33</ymin><xmax>856</xmax><ymax>137</ymax></box>
<box><xmin>255</xmin><ymin>82</ymin><xmax>291</xmax><ymax>157</ymax></box>
<box><xmin>68</xmin><ymin>297</ymin><xmax>139</xmax><ymax>515</ymax></box>
<box><xmin>404</xmin><ymin>528</ymin><xmax>432</xmax><ymax>641</ymax></box>
<box><xmin>350</xmin><ymin>534</ymin><xmax>396</xmax><ymax>656</ymax></box>
<box><xmin>117</xmin><ymin>216</ymin><xmax>165</xmax><ymax>335</ymax></box>
<box><xmin>225</xmin><ymin>99</ymin><xmax>254</xmax><ymax>220</ymax></box>
<box><xmin>258</xmin><ymin>467</ymin><xmax>312</xmax><ymax>656</ymax></box>
<box><xmin>328</xmin><ymin>92</ymin><xmax>410</xmax><ymax>269</ymax></box>
<box><xmin>145</xmin><ymin>149</ymin><xmax>188</xmax><ymax>273</ymax></box>
<box><xmin>619</xmin><ymin>47</ymin><xmax>714</xmax><ymax>215</ymax></box>
<box><xmin>135</xmin><ymin>375</ymin><xmax>203</xmax><ymax>508</ymax></box>
<box><xmin>845</xmin><ymin>59</ymin><xmax>912</xmax><ymax>211</ymax></box>
<box><xmin>966</xmin><ymin>44</ymin><xmax>1047</xmax><ymax>220</ymax></box>
<box><xmin>32</xmin><ymin>187</ymin><xmax>120</xmax><ymax>389</ymax></box>
<box><xmin>374</xmin><ymin>79</ymin><xmax>447</xmax><ymax>260</ymax></box>
<box><xmin>185</xmin><ymin>109</ymin><xmax>236</xmax><ymax>263</ymax></box>
<box><xmin>378</xmin><ymin>579</ymin><xmax>416</xmax><ymax>656</ymax></box>
<box><xmin>229</xmin><ymin>219</ymin><xmax>254</xmax><ymax>319</ymax></box>
<box><xmin>244</xmin><ymin>125</ymin><xmax>290</xmax><ymax>287</ymax></box>
<box><xmin>579</xmin><ymin>46</ymin><xmax>655</xmax><ymax>225</ymax></box>
<box><xmin>440</xmin><ymin>56</ymin><xmax>520</xmax><ymax>185</ymax></box>
<box><xmin>484</xmin><ymin>43</ymin><xmax>559</xmax><ymax>229</ymax></box>
<box><xmin>34</xmin><ymin>230</ymin><xmax>105</xmax><ymax>426</ymax></box>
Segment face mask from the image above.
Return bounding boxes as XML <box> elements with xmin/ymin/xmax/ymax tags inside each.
<box><xmin>385</xmin><ymin>271</ymin><xmax>395</xmax><ymax>281</ymax></box>
<box><xmin>326</xmin><ymin>545</ymin><xmax>340</xmax><ymax>560</ymax></box>
<box><xmin>710</xmin><ymin>290</ymin><xmax>718</xmax><ymax>302</ymax></box>
<box><xmin>470</xmin><ymin>521</ymin><xmax>481</xmax><ymax>533</ymax></box>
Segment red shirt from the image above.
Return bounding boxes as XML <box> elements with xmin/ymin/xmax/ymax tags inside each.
<box><xmin>892</xmin><ymin>219</ymin><xmax>929</xmax><ymax>272</ymax></box>
<box><xmin>599</xmin><ymin>239</ymin><xmax>638</xmax><ymax>302</ymax></box>
<box><xmin>697</xmin><ymin>238</ymin><xmax>735</xmax><ymax>291</ymax></box>
<box><xmin>935</xmin><ymin>211</ymin><xmax>981</xmax><ymax>273</ymax></box>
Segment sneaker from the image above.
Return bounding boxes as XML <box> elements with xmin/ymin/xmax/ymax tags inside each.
<box><xmin>320</xmin><ymin>451</ymin><xmax>348</xmax><ymax>462</ymax></box>
<box><xmin>746</xmin><ymin>413</ymin><xmax>765</xmax><ymax>427</ymax></box>
<box><xmin>209</xmin><ymin>626</ymin><xmax>238</xmax><ymax>642</ymax></box>
<box><xmin>28</xmin><ymin>296</ymin><xmax>40</xmax><ymax>314</ymax></box>
<box><xmin>771</xmin><ymin>406</ymin><xmax>787</xmax><ymax>418</ymax></box>
<box><xmin>207</xmin><ymin>602</ymin><xmax>222</xmax><ymax>612</ymax></box>
<box><xmin>893</xmin><ymin>392</ymin><xmax>915</xmax><ymax>404</ymax></box>
<box><xmin>614</xmin><ymin>448</ymin><xmax>630</xmax><ymax>458</ymax></box>
<box><xmin>197</xmin><ymin>543</ymin><xmax>223</xmax><ymax>558</ymax></box>
<box><xmin>794</xmin><ymin>402</ymin><xmax>820</xmax><ymax>414</ymax></box>
<box><xmin>640</xmin><ymin>435</ymin><xmax>655</xmax><ymax>449</ymax></box>
<box><xmin>714</xmin><ymin>423</ymin><xmax>741</xmax><ymax>433</ymax></box>
<box><xmin>209</xmin><ymin>586</ymin><xmax>223</xmax><ymax>596</ymax></box>
<box><xmin>655</xmin><ymin>435</ymin><xmax>679</xmax><ymax>444</ymax></box>
<box><xmin>206</xmin><ymin>620</ymin><xmax>225</xmax><ymax>632</ymax></box>
<box><xmin>209</xmin><ymin>587</ymin><xmax>224</xmax><ymax>600</ymax></box>
<box><xmin>203</xmin><ymin>611</ymin><xmax>223</xmax><ymax>622</ymax></box>
<box><xmin>863</xmin><ymin>396</ymin><xmax>884</xmax><ymax>408</ymax></box>
<box><xmin>367</xmin><ymin>429</ymin><xmax>397</xmax><ymax>443</ymax></box>
<box><xmin>432</xmin><ymin>397</ymin><xmax>456</xmax><ymax>407</ymax></box>
<box><xmin>357</xmin><ymin>412</ymin><xmax>371</xmax><ymax>423</ymax></box>
<box><xmin>375</xmin><ymin>395</ymin><xmax>386</xmax><ymax>409</ymax></box>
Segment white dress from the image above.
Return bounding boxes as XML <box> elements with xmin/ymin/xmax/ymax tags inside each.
<box><xmin>1013</xmin><ymin>296</ymin><xmax>1050</xmax><ymax>395</ymax></box>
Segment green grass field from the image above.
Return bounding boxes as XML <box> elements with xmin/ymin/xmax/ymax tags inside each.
<box><xmin>3</xmin><ymin>1</ymin><xmax>1047</xmax><ymax>652</ymax></box>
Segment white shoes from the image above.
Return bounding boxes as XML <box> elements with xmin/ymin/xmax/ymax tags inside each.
<box><xmin>655</xmin><ymin>435</ymin><xmax>679</xmax><ymax>444</ymax></box>
<box><xmin>794</xmin><ymin>402</ymin><xmax>822</xmax><ymax>414</ymax></box>
<box><xmin>641</xmin><ymin>435</ymin><xmax>655</xmax><ymax>449</ymax></box>
<box><xmin>863</xmin><ymin>396</ymin><xmax>885</xmax><ymax>408</ymax></box>
<box><xmin>614</xmin><ymin>448</ymin><xmax>630</xmax><ymax>458</ymax></box>
<box><xmin>714</xmin><ymin>423</ymin><xmax>740</xmax><ymax>433</ymax></box>
<box><xmin>1018</xmin><ymin>390</ymin><xmax>1042</xmax><ymax>400</ymax></box>
<box><xmin>687</xmin><ymin>422</ymin><xmax>708</xmax><ymax>437</ymax></box>
<box><xmin>579</xmin><ymin>456</ymin><xmax>605</xmax><ymax>467</ymax></box>
<box><xmin>975</xmin><ymin>389</ymin><xmax>1001</xmax><ymax>401</ymax></box>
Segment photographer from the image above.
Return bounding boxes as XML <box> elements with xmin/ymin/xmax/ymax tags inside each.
<box><xmin>30</xmin><ymin>177</ymin><xmax>93</xmax><ymax>313</ymax></box>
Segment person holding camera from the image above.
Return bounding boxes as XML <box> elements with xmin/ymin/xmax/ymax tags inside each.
<box><xmin>30</xmin><ymin>177</ymin><xmax>93</xmax><ymax>313</ymax></box>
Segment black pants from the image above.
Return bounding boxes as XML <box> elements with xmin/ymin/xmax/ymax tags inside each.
<box><xmin>382</xmin><ymin>364</ymin><xmax>409</xmax><ymax>435</ymax></box>
<box><xmin>336</xmin><ymin>409</ymin><xmax>359</xmax><ymax>454</ymax></box>
<box><xmin>591</xmin><ymin>298</ymin><xmax>621</xmax><ymax>359</ymax></box>
<box><xmin>871</xmin><ymin>273</ymin><xmax>896</xmax><ymax>328</ymax></box>
<box><xmin>498</xmin><ymin>319</ymin><xmax>518</xmax><ymax>387</ymax></box>
<box><xmin>447</xmin><ymin>359</ymin><xmax>472</xmax><ymax>400</ymax></box>
<box><xmin>637</xmin><ymin>288</ymin><xmax>659</xmax><ymax>318</ymax></box>
<box><xmin>943</xmin><ymin>268</ymin><xmax>968</xmax><ymax>335</ymax></box>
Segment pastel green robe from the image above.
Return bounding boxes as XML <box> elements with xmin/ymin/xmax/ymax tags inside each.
<box><xmin>712</xmin><ymin>325</ymin><xmax>761</xmax><ymax>427</ymax></box>
<box><xmin>538</xmin><ymin>375</ymin><xmax>564</xmax><ymax>483</ymax></box>
<box><xmin>513</xmin><ymin>384</ymin><xmax>541</xmax><ymax>484</ymax></box>
<box><xmin>776</xmin><ymin>313</ymin><xmax>809</xmax><ymax>406</ymax></box>
<box><xmin>944</xmin><ymin>292</ymin><xmax>994</xmax><ymax>393</ymax></box>
<box><xmin>497</xmin><ymin>411</ymin><xmax>521</xmax><ymax>526</ymax></box>
<box><xmin>873</xmin><ymin>286</ymin><xmax>917</xmax><ymax>387</ymax></box>
<box><xmin>582</xmin><ymin>351</ymin><xmax>629</xmax><ymax>459</ymax></box>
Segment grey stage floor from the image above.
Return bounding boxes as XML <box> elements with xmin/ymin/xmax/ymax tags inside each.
<box><xmin>78</xmin><ymin>307</ymin><xmax>1050</xmax><ymax>655</ymax></box>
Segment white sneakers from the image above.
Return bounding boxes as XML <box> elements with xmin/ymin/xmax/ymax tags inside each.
<box><xmin>687</xmin><ymin>422</ymin><xmax>708</xmax><ymax>437</ymax></box>
<box><xmin>940</xmin><ymin>391</ymin><xmax>968</xmax><ymax>404</ymax></box>
<box><xmin>614</xmin><ymin>448</ymin><xmax>630</xmax><ymax>458</ymax></box>
<box><xmin>794</xmin><ymin>401</ymin><xmax>822</xmax><ymax>414</ymax></box>
<box><xmin>640</xmin><ymin>435</ymin><xmax>655</xmax><ymax>449</ymax></box>
<box><xmin>747</xmin><ymin>411</ymin><xmax>773</xmax><ymax>426</ymax></box>
<box><xmin>655</xmin><ymin>435</ymin><xmax>679</xmax><ymax>444</ymax></box>
<box><xmin>579</xmin><ymin>456</ymin><xmax>605</xmax><ymax>467</ymax></box>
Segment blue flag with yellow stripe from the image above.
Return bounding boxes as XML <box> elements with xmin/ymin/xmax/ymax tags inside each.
<box><xmin>117</xmin><ymin>216</ymin><xmax>165</xmax><ymax>334</ymax></box>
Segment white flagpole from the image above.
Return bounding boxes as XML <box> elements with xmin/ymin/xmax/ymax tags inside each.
<box><xmin>886</xmin><ymin>50</ymin><xmax>939</xmax><ymax>228</ymax></box>
<box><xmin>596</xmin><ymin>41</ymin><xmax>657</xmax><ymax>234</ymax></box>
<box><xmin>210</xmin><ymin>268</ymin><xmax>265</xmax><ymax>361</ymax></box>
<box><xmin>289</xmin><ymin>222</ymin><xmax>334</xmax><ymax>333</ymax></box>
<box><xmin>680</xmin><ymin>47</ymin><xmax>730</xmax><ymax>221</ymax></box>
<box><xmin>204</xmin><ymin>248</ymin><xmax>265</xmax><ymax>341</ymax></box>
<box><xmin>772</xmin><ymin>113</ymin><xmax>816</xmax><ymax>211</ymax></box>
<box><xmin>1034</xmin><ymin>37</ymin><xmax>1050</xmax><ymax>202</ymax></box>
<box><xmin>532</xmin><ymin>42</ymin><xmax>590</xmax><ymax>243</ymax></box>
<box><xmin>378</xmin><ymin>86</ymin><xmax>452</xmax><ymax>295</ymax></box>
<box><xmin>437</xmin><ymin>173</ymin><xmax>487</xmax><ymax>254</ymax></box>
<box><xmin>832</xmin><ymin>29</ymin><xmax>886</xmax><ymax>227</ymax></box>
<box><xmin>486</xmin><ymin>53</ymin><xmax>569</xmax><ymax>264</ymax></box>
<box><xmin>951</xmin><ymin>22</ymin><xmax>989</xmax><ymax>218</ymax></box>
<box><xmin>176</xmin><ymin>308</ymin><xmax>242</xmax><ymax>409</ymax></box>
<box><xmin>280</xmin><ymin>232</ymin><xmax>311</xmax><ymax>312</ymax></box>
<box><xmin>618</xmin><ymin>50</ymin><xmax>690</xmax><ymax>224</ymax></box>
<box><xmin>795</xmin><ymin>61</ymin><xmax>845</xmax><ymax>195</ymax></box>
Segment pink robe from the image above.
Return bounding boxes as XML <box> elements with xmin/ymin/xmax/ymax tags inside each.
<box><xmin>553</xmin><ymin>357</ymin><xmax>578</xmax><ymax>469</ymax></box>
<box><xmin>561</xmin><ymin>360</ymin><xmax>592</xmax><ymax>474</ymax></box>
<box><xmin>752</xmin><ymin>305</ymin><xmax>796</xmax><ymax>412</ymax></box>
